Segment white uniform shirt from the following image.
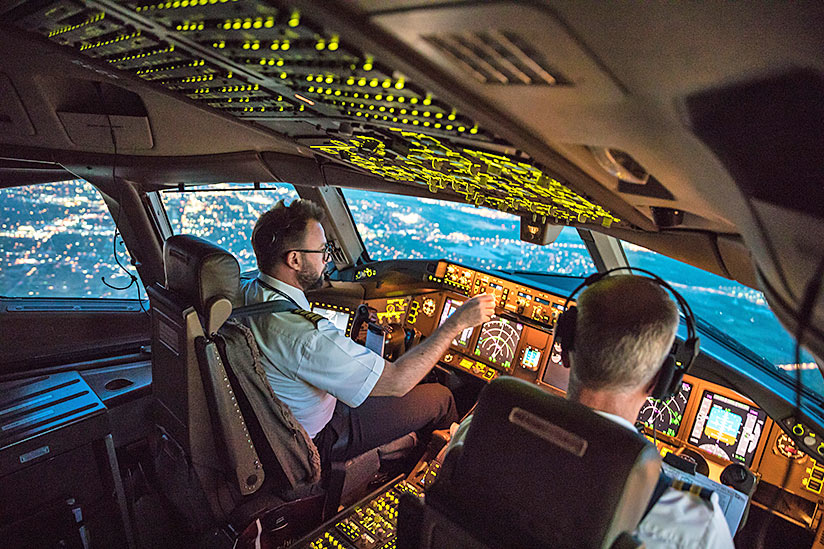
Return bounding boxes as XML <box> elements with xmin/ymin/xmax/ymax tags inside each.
<box><xmin>595</xmin><ymin>411</ymin><xmax>735</xmax><ymax>549</ymax></box>
<box><xmin>448</xmin><ymin>411</ymin><xmax>735</xmax><ymax>549</ymax></box>
<box><xmin>241</xmin><ymin>274</ymin><xmax>384</xmax><ymax>438</ymax></box>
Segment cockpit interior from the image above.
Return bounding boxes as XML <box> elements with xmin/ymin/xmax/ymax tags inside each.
<box><xmin>1</xmin><ymin>1</ymin><xmax>824</xmax><ymax>548</ymax></box>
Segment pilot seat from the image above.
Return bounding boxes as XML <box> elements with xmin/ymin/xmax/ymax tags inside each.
<box><xmin>397</xmin><ymin>377</ymin><xmax>663</xmax><ymax>549</ymax></box>
<box><xmin>147</xmin><ymin>234</ymin><xmax>413</xmax><ymax>546</ymax></box>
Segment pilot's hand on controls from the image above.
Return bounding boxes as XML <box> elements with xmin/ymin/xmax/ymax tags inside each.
<box><xmin>448</xmin><ymin>294</ymin><xmax>495</xmax><ymax>330</ymax></box>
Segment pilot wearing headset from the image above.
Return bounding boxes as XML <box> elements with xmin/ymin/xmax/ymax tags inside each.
<box><xmin>449</xmin><ymin>274</ymin><xmax>734</xmax><ymax>549</ymax></box>
<box><xmin>242</xmin><ymin>198</ymin><xmax>494</xmax><ymax>470</ymax></box>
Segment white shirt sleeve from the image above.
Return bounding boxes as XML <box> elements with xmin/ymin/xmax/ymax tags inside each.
<box><xmin>637</xmin><ymin>489</ymin><xmax>735</xmax><ymax>549</ymax></box>
<box><xmin>294</xmin><ymin>317</ymin><xmax>385</xmax><ymax>407</ymax></box>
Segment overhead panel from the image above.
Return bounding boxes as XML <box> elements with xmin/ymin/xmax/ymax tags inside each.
<box><xmin>4</xmin><ymin>0</ymin><xmax>624</xmax><ymax>229</ymax></box>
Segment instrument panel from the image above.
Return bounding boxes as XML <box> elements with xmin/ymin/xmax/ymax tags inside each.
<box><xmin>330</xmin><ymin>260</ymin><xmax>824</xmax><ymax>525</ymax></box>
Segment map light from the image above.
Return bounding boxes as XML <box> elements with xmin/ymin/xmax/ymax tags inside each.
<box><xmin>520</xmin><ymin>217</ymin><xmax>563</xmax><ymax>245</ymax></box>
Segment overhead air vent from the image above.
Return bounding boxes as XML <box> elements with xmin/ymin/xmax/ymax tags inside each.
<box><xmin>423</xmin><ymin>31</ymin><xmax>565</xmax><ymax>86</ymax></box>
<box><xmin>590</xmin><ymin>147</ymin><xmax>674</xmax><ymax>200</ymax></box>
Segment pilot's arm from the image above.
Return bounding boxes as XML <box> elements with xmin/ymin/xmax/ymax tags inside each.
<box><xmin>370</xmin><ymin>294</ymin><xmax>495</xmax><ymax>397</ymax></box>
<box><xmin>281</xmin><ymin>294</ymin><xmax>493</xmax><ymax>408</ymax></box>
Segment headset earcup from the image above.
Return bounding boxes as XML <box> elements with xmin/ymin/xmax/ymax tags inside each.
<box><xmin>555</xmin><ymin>306</ymin><xmax>578</xmax><ymax>353</ymax></box>
<box><xmin>651</xmin><ymin>355</ymin><xmax>677</xmax><ymax>400</ymax></box>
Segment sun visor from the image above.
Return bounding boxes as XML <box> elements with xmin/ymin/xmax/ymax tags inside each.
<box><xmin>687</xmin><ymin>70</ymin><xmax>824</xmax><ymax>361</ymax></box>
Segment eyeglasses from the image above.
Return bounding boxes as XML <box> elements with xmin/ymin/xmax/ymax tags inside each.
<box><xmin>286</xmin><ymin>242</ymin><xmax>334</xmax><ymax>261</ymax></box>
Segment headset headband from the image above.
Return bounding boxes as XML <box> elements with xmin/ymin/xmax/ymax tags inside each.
<box><xmin>560</xmin><ymin>267</ymin><xmax>697</xmax><ymax>344</ymax></box>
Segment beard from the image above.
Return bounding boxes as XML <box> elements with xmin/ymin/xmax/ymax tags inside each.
<box><xmin>297</xmin><ymin>264</ymin><xmax>325</xmax><ymax>291</ymax></box>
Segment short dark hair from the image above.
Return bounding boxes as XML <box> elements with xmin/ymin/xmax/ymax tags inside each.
<box><xmin>251</xmin><ymin>198</ymin><xmax>325</xmax><ymax>273</ymax></box>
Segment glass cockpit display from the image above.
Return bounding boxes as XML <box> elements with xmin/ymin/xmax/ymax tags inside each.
<box><xmin>312</xmin><ymin>306</ymin><xmax>351</xmax><ymax>333</ymax></box>
<box><xmin>637</xmin><ymin>381</ymin><xmax>693</xmax><ymax>437</ymax></box>
<box><xmin>473</xmin><ymin>316</ymin><xmax>523</xmax><ymax>370</ymax></box>
<box><xmin>439</xmin><ymin>297</ymin><xmax>474</xmax><ymax>349</ymax></box>
<box><xmin>688</xmin><ymin>390</ymin><xmax>767</xmax><ymax>467</ymax></box>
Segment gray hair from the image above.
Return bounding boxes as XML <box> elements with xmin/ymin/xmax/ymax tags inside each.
<box><xmin>567</xmin><ymin>275</ymin><xmax>679</xmax><ymax>395</ymax></box>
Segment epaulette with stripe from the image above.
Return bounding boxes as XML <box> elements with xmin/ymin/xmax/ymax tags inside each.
<box><xmin>290</xmin><ymin>308</ymin><xmax>324</xmax><ymax>327</ymax></box>
<box><xmin>671</xmin><ymin>478</ymin><xmax>714</xmax><ymax>502</ymax></box>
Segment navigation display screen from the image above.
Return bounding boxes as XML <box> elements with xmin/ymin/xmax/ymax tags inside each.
<box><xmin>439</xmin><ymin>297</ymin><xmax>474</xmax><ymax>349</ymax></box>
<box><xmin>312</xmin><ymin>306</ymin><xmax>350</xmax><ymax>333</ymax></box>
<box><xmin>473</xmin><ymin>316</ymin><xmax>523</xmax><ymax>370</ymax></box>
<box><xmin>688</xmin><ymin>390</ymin><xmax>767</xmax><ymax>467</ymax></box>
<box><xmin>637</xmin><ymin>381</ymin><xmax>693</xmax><ymax>437</ymax></box>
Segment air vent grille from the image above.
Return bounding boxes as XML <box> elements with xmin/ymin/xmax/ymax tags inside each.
<box><xmin>424</xmin><ymin>31</ymin><xmax>565</xmax><ymax>86</ymax></box>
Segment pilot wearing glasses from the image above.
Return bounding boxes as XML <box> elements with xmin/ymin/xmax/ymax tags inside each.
<box><xmin>243</xmin><ymin>199</ymin><xmax>494</xmax><ymax>471</ymax></box>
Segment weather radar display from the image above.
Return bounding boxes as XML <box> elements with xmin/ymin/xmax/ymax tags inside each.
<box><xmin>637</xmin><ymin>381</ymin><xmax>693</xmax><ymax>437</ymax></box>
<box><xmin>473</xmin><ymin>316</ymin><xmax>523</xmax><ymax>370</ymax></box>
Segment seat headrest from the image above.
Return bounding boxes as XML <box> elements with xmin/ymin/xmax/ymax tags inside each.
<box><xmin>429</xmin><ymin>377</ymin><xmax>661</xmax><ymax>549</ymax></box>
<box><xmin>164</xmin><ymin>234</ymin><xmax>243</xmax><ymax>315</ymax></box>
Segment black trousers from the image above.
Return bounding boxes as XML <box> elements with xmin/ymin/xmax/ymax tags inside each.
<box><xmin>312</xmin><ymin>383</ymin><xmax>458</xmax><ymax>469</ymax></box>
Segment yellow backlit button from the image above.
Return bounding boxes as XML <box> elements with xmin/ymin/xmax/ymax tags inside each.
<box><xmin>794</xmin><ymin>423</ymin><xmax>805</xmax><ymax>436</ymax></box>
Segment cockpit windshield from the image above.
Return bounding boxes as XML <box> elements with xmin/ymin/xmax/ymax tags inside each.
<box><xmin>623</xmin><ymin>242</ymin><xmax>824</xmax><ymax>396</ymax></box>
<box><xmin>157</xmin><ymin>184</ymin><xmax>823</xmax><ymax>403</ymax></box>
<box><xmin>342</xmin><ymin>189</ymin><xmax>595</xmax><ymax>276</ymax></box>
